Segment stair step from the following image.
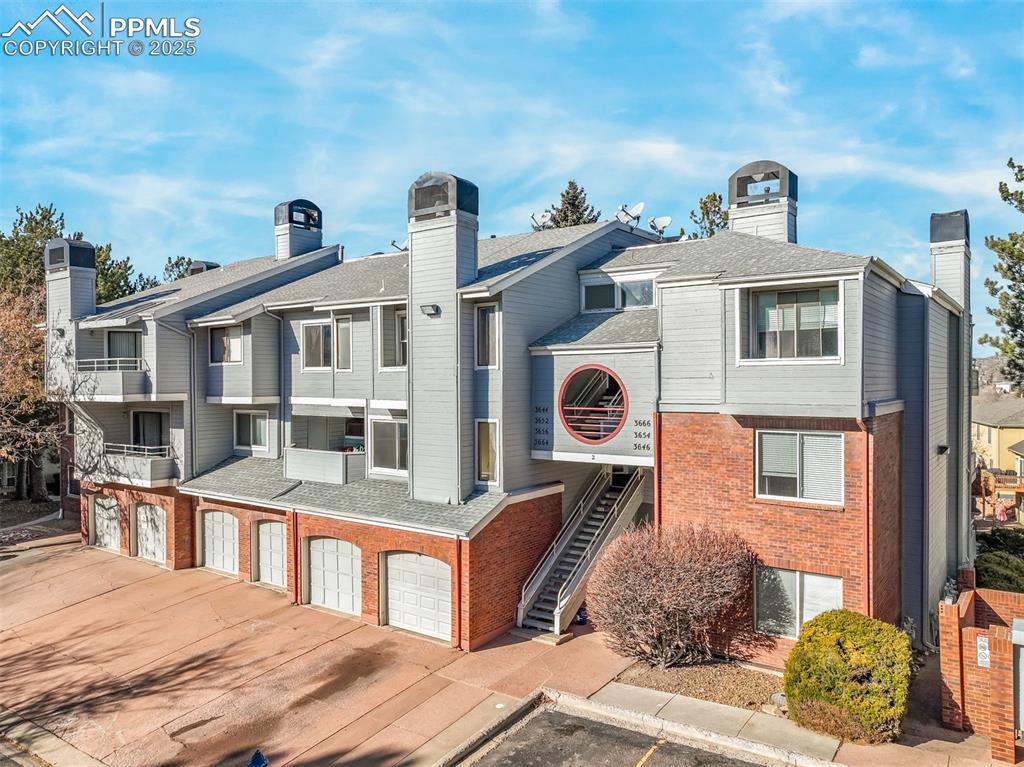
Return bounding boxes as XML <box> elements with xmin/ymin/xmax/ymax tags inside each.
<box><xmin>521</xmin><ymin>618</ymin><xmax>554</xmax><ymax>631</ymax></box>
<box><xmin>528</xmin><ymin>610</ymin><xmax>554</xmax><ymax>622</ymax></box>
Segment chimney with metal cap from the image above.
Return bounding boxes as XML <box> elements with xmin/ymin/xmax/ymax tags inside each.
<box><xmin>727</xmin><ymin>160</ymin><xmax>798</xmax><ymax>243</ymax></box>
<box><xmin>274</xmin><ymin>199</ymin><xmax>323</xmax><ymax>259</ymax></box>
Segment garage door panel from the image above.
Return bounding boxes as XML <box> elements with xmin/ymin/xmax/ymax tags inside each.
<box><xmin>307</xmin><ymin>537</ymin><xmax>360</xmax><ymax>615</ymax></box>
<box><xmin>203</xmin><ymin>511</ymin><xmax>239</xmax><ymax>574</ymax></box>
<box><xmin>386</xmin><ymin>552</ymin><xmax>451</xmax><ymax>641</ymax></box>
<box><xmin>136</xmin><ymin>504</ymin><xmax>166</xmax><ymax>563</ymax></box>
<box><xmin>257</xmin><ymin>520</ymin><xmax>286</xmax><ymax>587</ymax></box>
<box><xmin>94</xmin><ymin>498</ymin><xmax>120</xmax><ymax>551</ymax></box>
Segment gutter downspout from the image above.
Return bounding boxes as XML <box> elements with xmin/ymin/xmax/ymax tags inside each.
<box><xmin>857</xmin><ymin>418</ymin><xmax>873</xmax><ymax>617</ymax></box>
<box><xmin>291</xmin><ymin>509</ymin><xmax>301</xmax><ymax>605</ymax></box>
<box><xmin>454</xmin><ymin>537</ymin><xmax>464</xmax><ymax>649</ymax></box>
<box><xmin>266</xmin><ymin>309</ymin><xmax>285</xmax><ymax>458</ymax></box>
<box><xmin>455</xmin><ymin>293</ymin><xmax>462</xmax><ymax>504</ymax></box>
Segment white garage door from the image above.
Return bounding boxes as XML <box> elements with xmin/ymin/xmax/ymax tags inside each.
<box><xmin>203</xmin><ymin>511</ymin><xmax>238</xmax><ymax>574</ymax></box>
<box><xmin>136</xmin><ymin>504</ymin><xmax>166</xmax><ymax>563</ymax></box>
<box><xmin>308</xmin><ymin>537</ymin><xmax>361</xmax><ymax>615</ymax></box>
<box><xmin>257</xmin><ymin>520</ymin><xmax>287</xmax><ymax>587</ymax></box>
<box><xmin>386</xmin><ymin>552</ymin><xmax>451</xmax><ymax>640</ymax></box>
<box><xmin>93</xmin><ymin>497</ymin><xmax>120</xmax><ymax>550</ymax></box>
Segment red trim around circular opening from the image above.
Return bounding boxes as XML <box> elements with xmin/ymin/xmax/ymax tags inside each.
<box><xmin>557</xmin><ymin>363</ymin><xmax>629</xmax><ymax>446</ymax></box>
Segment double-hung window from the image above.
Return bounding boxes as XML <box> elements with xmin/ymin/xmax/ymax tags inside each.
<box><xmin>335</xmin><ymin>316</ymin><xmax>352</xmax><ymax>371</ymax></box>
<box><xmin>210</xmin><ymin>325</ymin><xmax>242</xmax><ymax>364</ymax></box>
<box><xmin>302</xmin><ymin>321</ymin><xmax>332</xmax><ymax>370</ymax></box>
<box><xmin>395</xmin><ymin>311</ymin><xmax>408</xmax><ymax>367</ymax></box>
<box><xmin>371</xmin><ymin>419</ymin><xmax>408</xmax><ymax>474</ymax></box>
<box><xmin>755</xmin><ymin>566</ymin><xmax>843</xmax><ymax>638</ymax></box>
<box><xmin>475</xmin><ymin>304</ymin><xmax>498</xmax><ymax>368</ymax></box>
<box><xmin>235</xmin><ymin>411</ymin><xmax>268</xmax><ymax>450</ymax></box>
<box><xmin>757</xmin><ymin>430</ymin><xmax>843</xmax><ymax>504</ymax></box>
<box><xmin>753</xmin><ymin>287</ymin><xmax>839</xmax><ymax>359</ymax></box>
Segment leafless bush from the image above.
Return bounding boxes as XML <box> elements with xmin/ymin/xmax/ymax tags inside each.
<box><xmin>588</xmin><ymin>522</ymin><xmax>753</xmax><ymax>668</ymax></box>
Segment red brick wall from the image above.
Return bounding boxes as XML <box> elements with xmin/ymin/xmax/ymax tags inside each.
<box><xmin>938</xmin><ymin>576</ymin><xmax>1024</xmax><ymax>763</ymax></box>
<box><xmin>657</xmin><ymin>412</ymin><xmax>902</xmax><ymax>668</ymax></box>
<box><xmin>869</xmin><ymin>413</ymin><xmax>902</xmax><ymax>625</ymax></box>
<box><xmin>462</xmin><ymin>491</ymin><xmax>563</xmax><ymax>649</ymax></box>
<box><xmin>79</xmin><ymin>482</ymin><xmax>194</xmax><ymax>569</ymax></box>
<box><xmin>192</xmin><ymin>499</ymin><xmax>290</xmax><ymax>584</ymax></box>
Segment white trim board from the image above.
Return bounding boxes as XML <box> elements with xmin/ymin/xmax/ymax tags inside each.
<box><xmin>530</xmin><ymin>450</ymin><xmax>654</xmax><ymax>467</ymax></box>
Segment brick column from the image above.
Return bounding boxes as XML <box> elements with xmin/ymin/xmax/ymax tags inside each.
<box><xmin>939</xmin><ymin>600</ymin><xmax>966</xmax><ymax>730</ymax></box>
<box><xmin>958</xmin><ymin>565</ymin><xmax>976</xmax><ymax>591</ymax></box>
<box><xmin>989</xmin><ymin>630</ymin><xmax>1017</xmax><ymax>764</ymax></box>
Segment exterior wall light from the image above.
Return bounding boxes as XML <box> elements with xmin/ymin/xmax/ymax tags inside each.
<box><xmin>419</xmin><ymin>304</ymin><xmax>441</xmax><ymax>317</ymax></box>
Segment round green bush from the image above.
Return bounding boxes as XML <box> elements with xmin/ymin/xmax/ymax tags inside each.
<box><xmin>977</xmin><ymin>527</ymin><xmax>1024</xmax><ymax>559</ymax></box>
<box><xmin>783</xmin><ymin>610</ymin><xmax>911</xmax><ymax>743</ymax></box>
<box><xmin>975</xmin><ymin>550</ymin><xmax>1024</xmax><ymax>592</ymax></box>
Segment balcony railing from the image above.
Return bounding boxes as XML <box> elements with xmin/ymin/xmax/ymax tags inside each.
<box><xmin>561</xmin><ymin>406</ymin><xmax>626</xmax><ymax>441</ymax></box>
<box><xmin>78</xmin><ymin>358</ymin><xmax>145</xmax><ymax>372</ymax></box>
<box><xmin>284</xmin><ymin>447</ymin><xmax>366</xmax><ymax>486</ymax></box>
<box><xmin>104</xmin><ymin>443</ymin><xmax>170</xmax><ymax>458</ymax></box>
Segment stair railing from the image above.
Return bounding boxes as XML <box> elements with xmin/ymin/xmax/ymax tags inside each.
<box><xmin>570</xmin><ymin>370</ymin><xmax>606</xmax><ymax>410</ymax></box>
<box><xmin>552</xmin><ymin>469</ymin><xmax>645</xmax><ymax>635</ymax></box>
<box><xmin>517</xmin><ymin>466</ymin><xmax>611</xmax><ymax>626</ymax></box>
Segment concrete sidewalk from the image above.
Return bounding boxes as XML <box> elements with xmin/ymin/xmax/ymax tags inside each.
<box><xmin>587</xmin><ymin>681</ymin><xmax>998</xmax><ymax>767</ymax></box>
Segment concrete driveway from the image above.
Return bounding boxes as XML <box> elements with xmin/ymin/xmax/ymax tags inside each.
<box><xmin>0</xmin><ymin>538</ymin><xmax>631</xmax><ymax>766</ymax></box>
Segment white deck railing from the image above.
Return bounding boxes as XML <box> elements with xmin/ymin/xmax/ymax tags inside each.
<box><xmin>78</xmin><ymin>358</ymin><xmax>145</xmax><ymax>372</ymax></box>
<box><xmin>103</xmin><ymin>443</ymin><xmax>170</xmax><ymax>458</ymax></box>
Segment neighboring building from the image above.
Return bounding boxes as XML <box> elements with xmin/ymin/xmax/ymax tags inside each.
<box><xmin>45</xmin><ymin>161</ymin><xmax>973</xmax><ymax>665</ymax></box>
<box><xmin>972</xmin><ymin>396</ymin><xmax>1024</xmax><ymax>473</ymax></box>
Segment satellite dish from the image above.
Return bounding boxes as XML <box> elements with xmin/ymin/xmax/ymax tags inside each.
<box><xmin>615</xmin><ymin>202</ymin><xmax>646</xmax><ymax>226</ymax></box>
<box><xmin>530</xmin><ymin>211</ymin><xmax>553</xmax><ymax>231</ymax></box>
<box><xmin>390</xmin><ymin>239</ymin><xmax>408</xmax><ymax>251</ymax></box>
<box><xmin>648</xmin><ymin>215</ymin><xmax>673</xmax><ymax>237</ymax></box>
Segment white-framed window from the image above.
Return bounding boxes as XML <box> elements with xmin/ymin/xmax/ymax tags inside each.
<box><xmin>210</xmin><ymin>324</ymin><xmax>243</xmax><ymax>365</ymax></box>
<box><xmin>131</xmin><ymin>410</ymin><xmax>170</xmax><ymax>448</ymax></box>
<box><xmin>64</xmin><ymin>408</ymin><xmax>75</xmax><ymax>436</ymax></box>
<box><xmin>235</xmin><ymin>410</ymin><xmax>268</xmax><ymax>451</ymax></box>
<box><xmin>1018</xmin><ymin>457</ymin><xmax>1024</xmax><ymax>476</ymax></box>
<box><xmin>379</xmin><ymin>305</ymin><xmax>408</xmax><ymax>370</ymax></box>
<box><xmin>475</xmin><ymin>303</ymin><xmax>499</xmax><ymax>369</ymax></box>
<box><xmin>106</xmin><ymin>329</ymin><xmax>142</xmax><ymax>359</ymax></box>
<box><xmin>301</xmin><ymin>320</ymin><xmax>332</xmax><ymax>371</ymax></box>
<box><xmin>581</xmin><ymin>277</ymin><xmax>656</xmax><ymax>312</ymax></box>
<box><xmin>395</xmin><ymin>310</ymin><xmax>408</xmax><ymax>367</ymax></box>
<box><xmin>755</xmin><ymin>566</ymin><xmax>843</xmax><ymax>638</ymax></box>
<box><xmin>335</xmin><ymin>315</ymin><xmax>353</xmax><ymax>372</ymax></box>
<box><xmin>752</xmin><ymin>286</ymin><xmax>839</xmax><ymax>360</ymax></box>
<box><xmin>369</xmin><ymin>417</ymin><xmax>408</xmax><ymax>475</ymax></box>
<box><xmin>475</xmin><ymin>419</ymin><xmax>499</xmax><ymax>486</ymax></box>
<box><xmin>756</xmin><ymin>430</ymin><xmax>844</xmax><ymax>504</ymax></box>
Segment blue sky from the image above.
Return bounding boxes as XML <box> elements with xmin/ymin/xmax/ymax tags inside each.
<box><xmin>1</xmin><ymin>0</ymin><xmax>1021</xmax><ymax>352</ymax></box>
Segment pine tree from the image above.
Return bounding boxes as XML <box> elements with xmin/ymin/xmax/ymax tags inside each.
<box><xmin>549</xmin><ymin>180</ymin><xmax>600</xmax><ymax>228</ymax></box>
<box><xmin>980</xmin><ymin>158</ymin><xmax>1024</xmax><ymax>389</ymax></box>
<box><xmin>162</xmin><ymin>255</ymin><xmax>193</xmax><ymax>282</ymax></box>
<box><xmin>684</xmin><ymin>192</ymin><xmax>729</xmax><ymax>240</ymax></box>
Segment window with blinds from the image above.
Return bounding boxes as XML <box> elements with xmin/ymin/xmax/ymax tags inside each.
<box><xmin>335</xmin><ymin>317</ymin><xmax>352</xmax><ymax>371</ymax></box>
<box><xmin>210</xmin><ymin>325</ymin><xmax>242</xmax><ymax>364</ymax></box>
<box><xmin>107</xmin><ymin>330</ymin><xmax>141</xmax><ymax>360</ymax></box>
<box><xmin>754</xmin><ymin>287</ymin><xmax>839</xmax><ymax>359</ymax></box>
<box><xmin>755</xmin><ymin>566</ymin><xmax>843</xmax><ymax>638</ymax></box>
<box><xmin>757</xmin><ymin>430</ymin><xmax>844</xmax><ymax>504</ymax></box>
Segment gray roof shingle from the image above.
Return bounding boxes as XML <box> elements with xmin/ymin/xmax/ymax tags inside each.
<box><xmin>194</xmin><ymin>222</ymin><xmax>615</xmax><ymax>322</ymax></box>
<box><xmin>588</xmin><ymin>229</ymin><xmax>872</xmax><ymax>282</ymax></box>
<box><xmin>530</xmin><ymin>309</ymin><xmax>659</xmax><ymax>348</ymax></box>
<box><xmin>972</xmin><ymin>397</ymin><xmax>1024</xmax><ymax>428</ymax></box>
<box><xmin>179</xmin><ymin>456</ymin><xmax>505</xmax><ymax>536</ymax></box>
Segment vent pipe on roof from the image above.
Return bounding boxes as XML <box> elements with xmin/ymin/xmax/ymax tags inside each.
<box><xmin>727</xmin><ymin>160</ymin><xmax>798</xmax><ymax>243</ymax></box>
<box><xmin>274</xmin><ymin>199</ymin><xmax>323</xmax><ymax>259</ymax></box>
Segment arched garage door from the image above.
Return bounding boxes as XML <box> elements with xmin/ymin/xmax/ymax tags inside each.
<box><xmin>93</xmin><ymin>496</ymin><xmax>120</xmax><ymax>551</ymax></box>
<box><xmin>386</xmin><ymin>552</ymin><xmax>451</xmax><ymax>641</ymax></box>
<box><xmin>307</xmin><ymin>537</ymin><xmax>361</xmax><ymax>615</ymax></box>
<box><xmin>135</xmin><ymin>504</ymin><xmax>166</xmax><ymax>563</ymax></box>
<box><xmin>203</xmin><ymin>511</ymin><xmax>239</xmax><ymax>574</ymax></box>
<box><xmin>256</xmin><ymin>520</ymin><xmax>287</xmax><ymax>587</ymax></box>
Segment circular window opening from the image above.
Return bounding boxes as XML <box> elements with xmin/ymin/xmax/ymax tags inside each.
<box><xmin>558</xmin><ymin>365</ymin><xmax>628</xmax><ymax>445</ymax></box>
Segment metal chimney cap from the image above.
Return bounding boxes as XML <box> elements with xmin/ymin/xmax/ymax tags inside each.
<box><xmin>44</xmin><ymin>237</ymin><xmax>96</xmax><ymax>270</ymax></box>
<box><xmin>274</xmin><ymin>199</ymin><xmax>322</xmax><ymax>231</ymax></box>
<box><xmin>930</xmin><ymin>209</ymin><xmax>970</xmax><ymax>245</ymax></box>
<box><xmin>408</xmin><ymin>172</ymin><xmax>479</xmax><ymax>221</ymax></box>
<box><xmin>728</xmin><ymin>160</ymin><xmax>798</xmax><ymax>207</ymax></box>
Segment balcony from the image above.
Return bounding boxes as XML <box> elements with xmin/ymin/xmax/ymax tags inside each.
<box><xmin>284</xmin><ymin>447</ymin><xmax>367</xmax><ymax>486</ymax></box>
<box><xmin>76</xmin><ymin>358</ymin><xmax>149</xmax><ymax>401</ymax></box>
<box><xmin>81</xmin><ymin>443</ymin><xmax>177</xmax><ymax>488</ymax></box>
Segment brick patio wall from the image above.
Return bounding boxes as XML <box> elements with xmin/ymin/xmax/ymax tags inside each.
<box><xmin>938</xmin><ymin>570</ymin><xmax>1024</xmax><ymax>763</ymax></box>
<box><xmin>657</xmin><ymin>412</ymin><xmax>902</xmax><ymax>668</ymax></box>
<box><xmin>462</xmin><ymin>490</ymin><xmax>563</xmax><ymax>650</ymax></box>
<box><xmin>80</xmin><ymin>482</ymin><xmax>194</xmax><ymax>569</ymax></box>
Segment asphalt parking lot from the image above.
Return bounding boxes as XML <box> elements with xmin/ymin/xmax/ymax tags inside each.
<box><xmin>473</xmin><ymin>710</ymin><xmax>758</xmax><ymax>767</ymax></box>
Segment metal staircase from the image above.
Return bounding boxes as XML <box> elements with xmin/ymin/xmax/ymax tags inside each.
<box><xmin>517</xmin><ymin>467</ymin><xmax>645</xmax><ymax>636</ymax></box>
